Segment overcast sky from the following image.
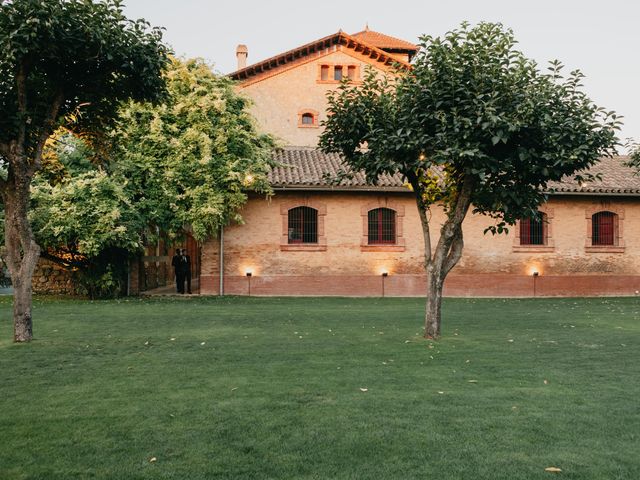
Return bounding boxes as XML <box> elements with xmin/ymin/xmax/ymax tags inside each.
<box><xmin>122</xmin><ymin>0</ymin><xmax>639</xmax><ymax>146</ymax></box>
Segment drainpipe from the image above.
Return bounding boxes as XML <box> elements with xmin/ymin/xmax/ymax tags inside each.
<box><xmin>219</xmin><ymin>225</ymin><xmax>224</xmax><ymax>296</ymax></box>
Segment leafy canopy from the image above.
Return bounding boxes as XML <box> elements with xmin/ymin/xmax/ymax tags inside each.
<box><xmin>321</xmin><ymin>22</ymin><xmax>620</xmax><ymax>229</ymax></box>
<box><xmin>29</xmin><ymin>57</ymin><xmax>274</xmax><ymax>264</ymax></box>
<box><xmin>0</xmin><ymin>0</ymin><xmax>169</xmax><ymax>159</ymax></box>
<box><xmin>108</xmin><ymin>57</ymin><xmax>274</xmax><ymax>242</ymax></box>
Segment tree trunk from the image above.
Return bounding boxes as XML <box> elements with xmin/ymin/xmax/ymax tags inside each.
<box><xmin>3</xmin><ymin>164</ymin><xmax>41</xmax><ymax>343</ymax></box>
<box><xmin>425</xmin><ymin>263</ymin><xmax>444</xmax><ymax>338</ymax></box>
<box><xmin>413</xmin><ymin>174</ymin><xmax>474</xmax><ymax>340</ymax></box>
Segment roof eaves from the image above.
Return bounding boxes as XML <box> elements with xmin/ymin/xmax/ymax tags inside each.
<box><xmin>229</xmin><ymin>31</ymin><xmax>411</xmax><ymax>81</ymax></box>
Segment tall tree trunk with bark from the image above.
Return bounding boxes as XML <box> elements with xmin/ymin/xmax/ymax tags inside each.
<box><xmin>410</xmin><ymin>173</ymin><xmax>474</xmax><ymax>339</ymax></box>
<box><xmin>2</xmin><ymin>155</ymin><xmax>40</xmax><ymax>342</ymax></box>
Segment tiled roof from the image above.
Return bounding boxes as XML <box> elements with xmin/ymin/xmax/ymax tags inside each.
<box><xmin>269</xmin><ymin>147</ymin><xmax>406</xmax><ymax>190</ymax></box>
<box><xmin>269</xmin><ymin>148</ymin><xmax>640</xmax><ymax>196</ymax></box>
<box><xmin>230</xmin><ymin>31</ymin><xmax>410</xmax><ymax>82</ymax></box>
<box><xmin>548</xmin><ymin>156</ymin><xmax>640</xmax><ymax>195</ymax></box>
<box><xmin>351</xmin><ymin>28</ymin><xmax>418</xmax><ymax>52</ymax></box>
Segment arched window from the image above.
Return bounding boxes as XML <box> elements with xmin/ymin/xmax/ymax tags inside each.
<box><xmin>520</xmin><ymin>212</ymin><xmax>547</xmax><ymax>245</ymax></box>
<box><xmin>592</xmin><ymin>211</ymin><xmax>617</xmax><ymax>246</ymax></box>
<box><xmin>288</xmin><ymin>207</ymin><xmax>318</xmax><ymax>244</ymax></box>
<box><xmin>368</xmin><ymin>208</ymin><xmax>396</xmax><ymax>244</ymax></box>
<box><xmin>298</xmin><ymin>110</ymin><xmax>318</xmax><ymax>128</ymax></box>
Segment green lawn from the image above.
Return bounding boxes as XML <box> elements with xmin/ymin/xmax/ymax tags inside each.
<box><xmin>0</xmin><ymin>296</ymin><xmax>638</xmax><ymax>480</ymax></box>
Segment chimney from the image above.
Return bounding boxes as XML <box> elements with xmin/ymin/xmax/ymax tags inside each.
<box><xmin>236</xmin><ymin>44</ymin><xmax>248</xmax><ymax>70</ymax></box>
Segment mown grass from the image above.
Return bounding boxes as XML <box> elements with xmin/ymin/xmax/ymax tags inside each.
<box><xmin>0</xmin><ymin>296</ymin><xmax>638</xmax><ymax>479</ymax></box>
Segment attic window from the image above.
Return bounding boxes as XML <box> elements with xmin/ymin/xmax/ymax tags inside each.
<box><xmin>298</xmin><ymin>109</ymin><xmax>319</xmax><ymax>128</ymax></box>
<box><xmin>347</xmin><ymin>65</ymin><xmax>357</xmax><ymax>80</ymax></box>
<box><xmin>334</xmin><ymin>66</ymin><xmax>343</xmax><ymax>81</ymax></box>
<box><xmin>320</xmin><ymin>65</ymin><xmax>329</xmax><ymax>81</ymax></box>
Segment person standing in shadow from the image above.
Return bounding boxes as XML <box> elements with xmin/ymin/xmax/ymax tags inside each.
<box><xmin>171</xmin><ymin>248</ymin><xmax>185</xmax><ymax>294</ymax></box>
<box><xmin>181</xmin><ymin>248</ymin><xmax>192</xmax><ymax>294</ymax></box>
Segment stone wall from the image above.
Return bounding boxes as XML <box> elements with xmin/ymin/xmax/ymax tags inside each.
<box><xmin>32</xmin><ymin>259</ymin><xmax>78</xmax><ymax>295</ymax></box>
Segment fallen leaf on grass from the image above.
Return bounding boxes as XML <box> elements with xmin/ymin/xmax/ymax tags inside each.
<box><xmin>544</xmin><ymin>467</ymin><xmax>561</xmax><ymax>473</ymax></box>
<box><xmin>231</xmin><ymin>387</ymin><xmax>238</xmax><ymax>391</ymax></box>
<box><xmin>200</xmin><ymin>342</ymin><xmax>206</xmax><ymax>345</ymax></box>
<box><xmin>467</xmin><ymin>380</ymin><xmax>478</xmax><ymax>383</ymax></box>
<box><xmin>359</xmin><ymin>388</ymin><xmax>368</xmax><ymax>392</ymax></box>
<box><xmin>149</xmin><ymin>457</ymin><xmax>157</xmax><ymax>463</ymax></box>
<box><xmin>438</xmin><ymin>391</ymin><xmax>444</xmax><ymax>394</ymax></box>
<box><xmin>544</xmin><ymin>379</ymin><xmax>549</xmax><ymax>385</ymax></box>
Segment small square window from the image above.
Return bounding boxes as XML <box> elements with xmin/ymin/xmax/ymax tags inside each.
<box><xmin>301</xmin><ymin>113</ymin><xmax>314</xmax><ymax>125</ymax></box>
<box><xmin>320</xmin><ymin>65</ymin><xmax>329</xmax><ymax>81</ymax></box>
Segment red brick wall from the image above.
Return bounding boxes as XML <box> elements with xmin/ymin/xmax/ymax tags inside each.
<box><xmin>200</xmin><ymin>191</ymin><xmax>640</xmax><ymax>297</ymax></box>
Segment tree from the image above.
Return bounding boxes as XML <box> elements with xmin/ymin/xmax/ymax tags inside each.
<box><xmin>27</xmin><ymin>58</ymin><xmax>274</xmax><ymax>297</ymax></box>
<box><xmin>628</xmin><ymin>141</ymin><xmax>640</xmax><ymax>170</ymax></box>
<box><xmin>320</xmin><ymin>22</ymin><xmax>620</xmax><ymax>339</ymax></box>
<box><xmin>0</xmin><ymin>0</ymin><xmax>169</xmax><ymax>341</ymax></box>
<box><xmin>108</xmin><ymin>57</ymin><xmax>274</xmax><ymax>242</ymax></box>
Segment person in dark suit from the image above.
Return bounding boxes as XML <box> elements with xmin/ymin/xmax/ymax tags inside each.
<box><xmin>171</xmin><ymin>248</ymin><xmax>184</xmax><ymax>293</ymax></box>
<box><xmin>181</xmin><ymin>248</ymin><xmax>192</xmax><ymax>294</ymax></box>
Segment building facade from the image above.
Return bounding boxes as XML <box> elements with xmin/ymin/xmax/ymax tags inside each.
<box><xmin>197</xmin><ymin>28</ymin><xmax>640</xmax><ymax>297</ymax></box>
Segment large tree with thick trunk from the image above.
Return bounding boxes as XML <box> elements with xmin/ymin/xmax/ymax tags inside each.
<box><xmin>0</xmin><ymin>0</ymin><xmax>169</xmax><ymax>342</ymax></box>
<box><xmin>320</xmin><ymin>22</ymin><xmax>620</xmax><ymax>339</ymax></box>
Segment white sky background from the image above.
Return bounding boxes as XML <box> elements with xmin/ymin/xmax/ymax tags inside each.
<box><xmin>122</xmin><ymin>0</ymin><xmax>639</xmax><ymax>148</ymax></box>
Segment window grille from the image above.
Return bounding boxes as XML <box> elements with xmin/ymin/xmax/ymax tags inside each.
<box><xmin>592</xmin><ymin>211</ymin><xmax>616</xmax><ymax>245</ymax></box>
<box><xmin>301</xmin><ymin>113</ymin><xmax>314</xmax><ymax>125</ymax></box>
<box><xmin>520</xmin><ymin>213</ymin><xmax>546</xmax><ymax>245</ymax></box>
<box><xmin>368</xmin><ymin>208</ymin><xmax>396</xmax><ymax>244</ymax></box>
<box><xmin>288</xmin><ymin>207</ymin><xmax>318</xmax><ymax>243</ymax></box>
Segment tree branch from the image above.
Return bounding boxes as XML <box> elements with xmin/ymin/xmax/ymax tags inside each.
<box><xmin>15</xmin><ymin>60</ymin><xmax>29</xmax><ymax>155</ymax></box>
<box><xmin>29</xmin><ymin>89</ymin><xmax>65</xmax><ymax>176</ymax></box>
<box><xmin>432</xmin><ymin>174</ymin><xmax>474</xmax><ymax>270</ymax></box>
<box><xmin>40</xmin><ymin>250</ymin><xmax>88</xmax><ymax>270</ymax></box>
<box><xmin>443</xmin><ymin>228</ymin><xmax>464</xmax><ymax>276</ymax></box>
<box><xmin>406</xmin><ymin>169</ymin><xmax>432</xmax><ymax>266</ymax></box>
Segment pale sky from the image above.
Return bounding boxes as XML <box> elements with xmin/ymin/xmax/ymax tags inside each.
<box><xmin>123</xmin><ymin>0</ymin><xmax>639</xmax><ymax>147</ymax></box>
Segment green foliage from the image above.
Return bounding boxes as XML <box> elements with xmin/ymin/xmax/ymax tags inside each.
<box><xmin>0</xmin><ymin>0</ymin><xmax>169</xmax><ymax>157</ymax></box>
<box><xmin>627</xmin><ymin>140</ymin><xmax>640</xmax><ymax>171</ymax></box>
<box><xmin>109</xmin><ymin>57</ymin><xmax>274</xmax><ymax>242</ymax></box>
<box><xmin>321</xmin><ymin>22</ymin><xmax>620</xmax><ymax>229</ymax></box>
<box><xmin>25</xmin><ymin>57</ymin><xmax>273</xmax><ymax>293</ymax></box>
<box><xmin>31</xmin><ymin>169</ymin><xmax>144</xmax><ymax>258</ymax></box>
<box><xmin>71</xmin><ymin>248</ymin><xmax>130</xmax><ymax>299</ymax></box>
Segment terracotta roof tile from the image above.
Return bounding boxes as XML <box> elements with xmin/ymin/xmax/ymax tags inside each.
<box><xmin>548</xmin><ymin>156</ymin><xmax>640</xmax><ymax>194</ymax></box>
<box><xmin>269</xmin><ymin>147</ymin><xmax>406</xmax><ymax>190</ymax></box>
<box><xmin>269</xmin><ymin>148</ymin><xmax>640</xmax><ymax>196</ymax></box>
<box><xmin>351</xmin><ymin>29</ymin><xmax>417</xmax><ymax>52</ymax></box>
<box><xmin>230</xmin><ymin>31</ymin><xmax>410</xmax><ymax>81</ymax></box>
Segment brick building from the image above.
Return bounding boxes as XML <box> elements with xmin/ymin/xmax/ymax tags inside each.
<box><xmin>197</xmin><ymin>28</ymin><xmax>640</xmax><ymax>297</ymax></box>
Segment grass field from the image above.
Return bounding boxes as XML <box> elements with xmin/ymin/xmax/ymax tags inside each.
<box><xmin>0</xmin><ymin>295</ymin><xmax>639</xmax><ymax>479</ymax></box>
